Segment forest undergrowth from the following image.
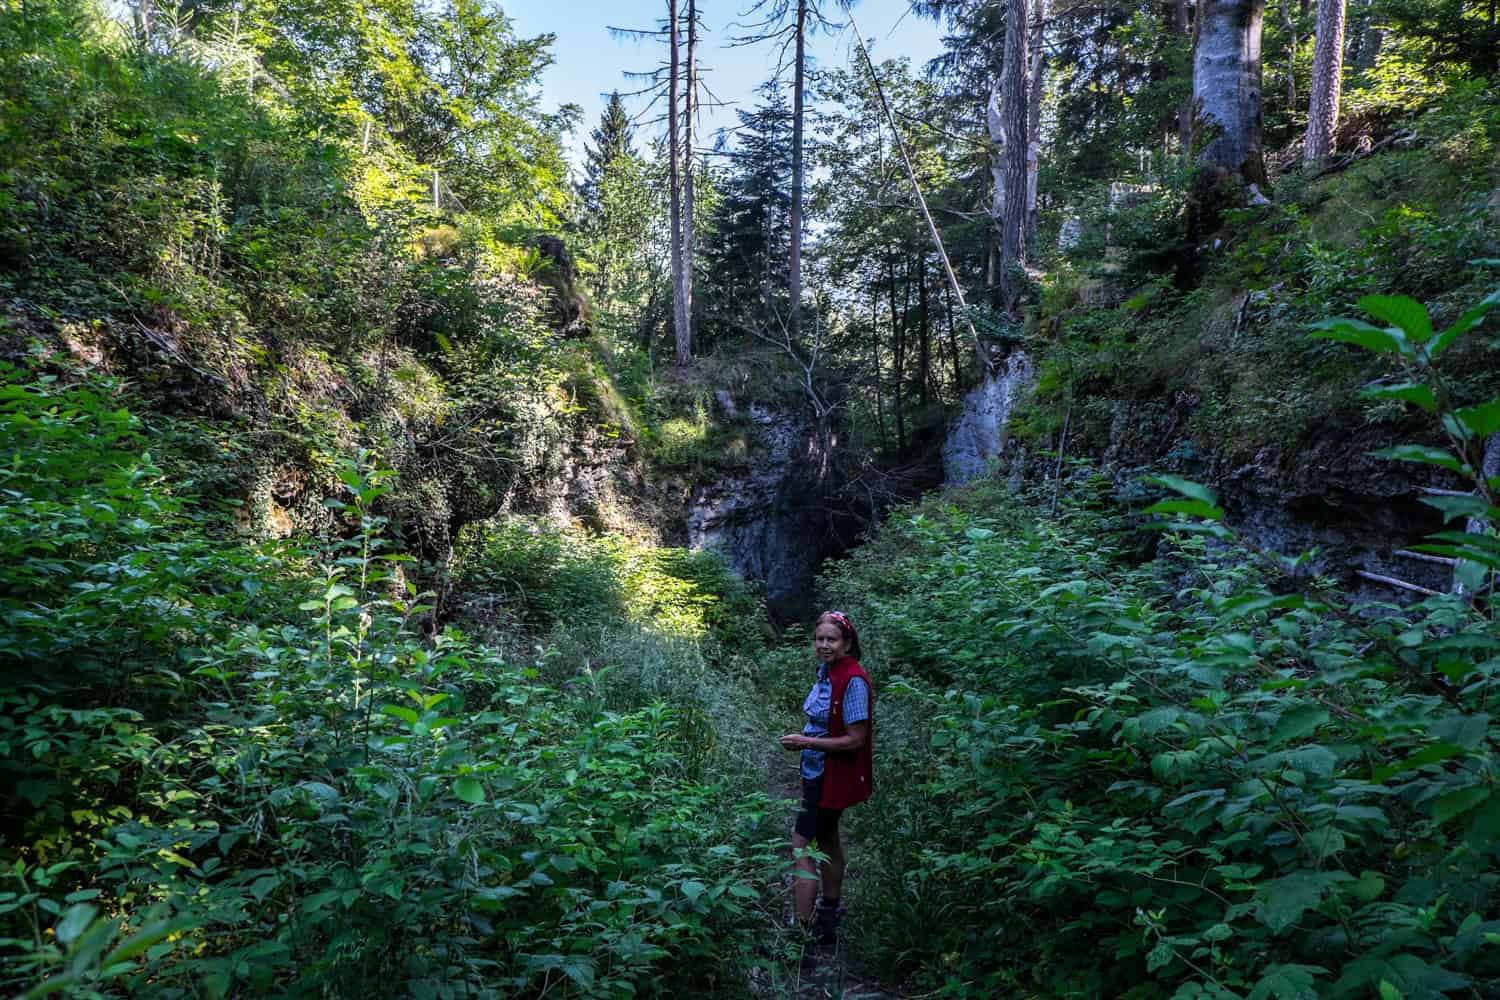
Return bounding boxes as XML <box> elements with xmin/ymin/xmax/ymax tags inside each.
<box><xmin>0</xmin><ymin>360</ymin><xmax>809</xmax><ymax>997</ymax></box>
<box><xmin>812</xmin><ymin>288</ymin><xmax>1500</xmax><ymax>999</ymax></box>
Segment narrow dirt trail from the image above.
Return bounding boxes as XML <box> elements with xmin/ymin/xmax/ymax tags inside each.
<box><xmin>753</xmin><ymin>745</ymin><xmax>906</xmax><ymax>1000</ymax></box>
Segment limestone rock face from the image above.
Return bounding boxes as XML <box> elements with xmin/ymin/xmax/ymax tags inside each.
<box><xmin>943</xmin><ymin>352</ymin><xmax>1033</xmax><ymax>485</ymax></box>
<box><xmin>685</xmin><ymin>402</ymin><xmax>829</xmax><ymax>616</ymax></box>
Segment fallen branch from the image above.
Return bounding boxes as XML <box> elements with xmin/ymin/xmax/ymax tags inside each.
<box><xmin>1394</xmin><ymin>549</ymin><xmax>1458</xmax><ymax>567</ymax></box>
<box><xmin>1355</xmin><ymin>570</ymin><xmax>1442</xmax><ymax>597</ymax></box>
<box><xmin>1309</xmin><ymin>131</ymin><xmax>1416</xmax><ymax>181</ymax></box>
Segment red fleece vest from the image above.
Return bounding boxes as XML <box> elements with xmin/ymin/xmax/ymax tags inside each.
<box><xmin>820</xmin><ymin>656</ymin><xmax>874</xmax><ymax>810</ymax></box>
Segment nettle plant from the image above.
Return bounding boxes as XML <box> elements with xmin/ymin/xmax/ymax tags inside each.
<box><xmin>1</xmin><ymin>375</ymin><xmax>777</xmax><ymax>998</ymax></box>
<box><xmin>824</xmin><ymin>285</ymin><xmax>1500</xmax><ymax>999</ymax></box>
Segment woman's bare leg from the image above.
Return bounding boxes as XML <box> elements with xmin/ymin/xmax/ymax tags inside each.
<box><xmin>819</xmin><ymin>827</ymin><xmax>846</xmax><ymax>902</ymax></box>
<box><xmin>790</xmin><ymin>831</ymin><xmax>818</xmax><ymax>922</ymax></box>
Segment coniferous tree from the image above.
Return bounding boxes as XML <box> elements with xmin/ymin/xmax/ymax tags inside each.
<box><xmin>699</xmin><ymin>82</ymin><xmax>793</xmax><ymax>337</ymax></box>
<box><xmin>579</xmin><ymin>91</ymin><xmax>634</xmax><ymax>217</ymax></box>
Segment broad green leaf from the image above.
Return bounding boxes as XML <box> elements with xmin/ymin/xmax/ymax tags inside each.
<box><xmin>1426</xmin><ymin>287</ymin><xmax>1500</xmax><ymax>359</ymax></box>
<box><xmin>680</xmin><ymin>879</ymin><xmax>706</xmax><ymax>902</ymax></box>
<box><xmin>1414</xmin><ymin>538</ymin><xmax>1500</xmax><ymax>570</ymax></box>
<box><xmin>1372</xmin><ymin>742</ymin><xmax>1467</xmax><ymax>782</ymax></box>
<box><xmin>1271</xmin><ymin>704</ymin><xmax>1328</xmax><ymax>746</ymax></box>
<box><xmin>1148</xmin><ymin>474</ymin><xmax>1218</xmax><ymax>507</ymax></box>
<box><xmin>1433</xmin><ymin>787</ymin><xmax>1488</xmax><ymax>826</ymax></box>
<box><xmin>55</xmin><ymin>902</ymin><xmax>97</xmax><ymax>946</ymax></box>
<box><xmin>1256</xmin><ymin>872</ymin><xmax>1343</xmax><ymax>934</ymax></box>
<box><xmin>1431</xmin><ymin>713</ymin><xmax>1490</xmax><ymax>749</ymax></box>
<box><xmin>1247</xmin><ymin>963</ymin><xmax>1327</xmax><ymax>1000</ymax></box>
<box><xmin>1360</xmin><ymin>381</ymin><xmax>1437</xmax><ymax>412</ymax></box>
<box><xmin>1418</xmin><ymin>493</ymin><xmax>1494</xmax><ymax>523</ymax></box>
<box><xmin>454</xmin><ymin>777</ymin><xmax>485</xmax><ymax>804</ymax></box>
<box><xmin>1371</xmin><ymin>445</ymin><xmax>1470</xmax><ymax>474</ymax></box>
<box><xmin>1307</xmin><ymin>825</ymin><xmax>1346</xmax><ymax>861</ymax></box>
<box><xmin>1358</xmin><ymin>294</ymin><xmax>1432</xmax><ymax>342</ymax></box>
<box><xmin>380</xmin><ymin>704</ymin><xmax>418</xmax><ymax>725</ymax></box>
<box><xmin>1310</xmin><ymin>317</ymin><xmax>1410</xmax><ymax>355</ymax></box>
<box><xmin>1223</xmin><ymin>593</ymin><xmax>1306</xmax><ymax>620</ymax></box>
<box><xmin>1379</xmin><ymin>981</ymin><xmax>1402</xmax><ymax>1000</ymax></box>
<box><xmin>1143</xmin><ymin>498</ymin><xmax>1225</xmax><ymax>521</ymax></box>
<box><xmin>1445</xmin><ymin>399</ymin><xmax>1500</xmax><ymax>440</ymax></box>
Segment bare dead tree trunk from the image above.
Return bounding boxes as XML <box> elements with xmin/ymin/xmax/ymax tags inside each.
<box><xmin>1193</xmin><ymin>0</ymin><xmax>1268</xmax><ymax>186</ymax></box>
<box><xmin>1279</xmin><ymin>0</ymin><xmax>1297</xmax><ymax>111</ymax></box>
<box><xmin>1025</xmin><ymin>0</ymin><xmax>1048</xmax><ymax>250</ymax></box>
<box><xmin>668</xmin><ymin>0</ymin><xmax>690</xmax><ymax>365</ymax></box>
<box><xmin>1303</xmin><ymin>0</ymin><xmax>1346</xmax><ymax>163</ymax></box>
<box><xmin>997</xmin><ymin>0</ymin><xmax>1029</xmax><ymax>317</ymax></box>
<box><xmin>1177</xmin><ymin>0</ymin><xmax>1194</xmax><ymax>160</ymax></box>
<box><xmin>1348</xmin><ymin>0</ymin><xmax>1382</xmax><ymax>68</ymax></box>
<box><xmin>870</xmin><ymin>288</ymin><xmax>888</xmax><ymax>453</ymax></box>
<box><xmin>789</xmin><ymin>0</ymin><xmax>808</xmax><ymax>340</ymax></box>
<box><xmin>986</xmin><ymin>83</ymin><xmax>1005</xmax><ymax>306</ymax></box>
<box><xmin>135</xmin><ymin>0</ymin><xmax>154</xmax><ymax>47</ymax></box>
<box><xmin>887</xmin><ymin>257</ymin><xmax>906</xmax><ymax>452</ymax></box>
<box><xmin>917</xmin><ymin>253</ymin><xmax>931</xmax><ymax>407</ymax></box>
<box><xmin>943</xmin><ymin>278</ymin><xmax>962</xmax><ymax>392</ymax></box>
<box><xmin>684</xmin><ymin>0</ymin><xmax>697</xmax><ymax>330</ymax></box>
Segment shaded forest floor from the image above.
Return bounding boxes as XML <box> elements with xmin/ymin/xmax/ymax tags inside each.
<box><xmin>753</xmin><ymin>743</ymin><xmax>907</xmax><ymax>1000</ymax></box>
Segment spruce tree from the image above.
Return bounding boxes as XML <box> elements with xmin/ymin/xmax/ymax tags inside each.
<box><xmin>579</xmin><ymin>91</ymin><xmax>634</xmax><ymax>216</ymax></box>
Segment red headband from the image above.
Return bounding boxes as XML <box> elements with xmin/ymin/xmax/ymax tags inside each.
<box><xmin>817</xmin><ymin>610</ymin><xmax>856</xmax><ymax>640</ymax></box>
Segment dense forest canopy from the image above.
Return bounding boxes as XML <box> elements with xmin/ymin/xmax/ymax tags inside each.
<box><xmin>2</xmin><ymin>0</ymin><xmax>1500</xmax><ymax>996</ymax></box>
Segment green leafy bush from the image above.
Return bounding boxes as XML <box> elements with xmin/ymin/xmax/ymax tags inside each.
<box><xmin>821</xmin><ymin>289</ymin><xmax>1500</xmax><ymax>998</ymax></box>
<box><xmin>0</xmin><ymin>370</ymin><xmax>780</xmax><ymax>997</ymax></box>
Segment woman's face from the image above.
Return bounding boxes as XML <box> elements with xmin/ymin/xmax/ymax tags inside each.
<box><xmin>813</xmin><ymin>622</ymin><xmax>849</xmax><ymax>663</ymax></box>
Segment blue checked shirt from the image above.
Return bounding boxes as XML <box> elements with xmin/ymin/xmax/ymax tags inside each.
<box><xmin>800</xmin><ymin>664</ymin><xmax>870</xmax><ymax>780</ymax></box>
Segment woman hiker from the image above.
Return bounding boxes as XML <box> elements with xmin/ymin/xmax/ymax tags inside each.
<box><xmin>778</xmin><ymin>610</ymin><xmax>873</xmax><ymax>948</ymax></box>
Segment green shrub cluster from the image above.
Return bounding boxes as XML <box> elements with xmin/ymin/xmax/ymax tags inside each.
<box><xmin>0</xmin><ymin>369</ymin><xmax>779</xmax><ymax>998</ymax></box>
<box><xmin>821</xmin><ymin>293</ymin><xmax>1500</xmax><ymax>997</ymax></box>
<box><xmin>0</xmin><ymin>0</ymin><xmax>594</xmax><ymax>559</ymax></box>
<box><xmin>452</xmin><ymin>516</ymin><xmax>765</xmax><ymax>660</ymax></box>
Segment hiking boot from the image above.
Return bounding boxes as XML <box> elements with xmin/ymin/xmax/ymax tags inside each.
<box><xmin>812</xmin><ymin>899</ymin><xmax>842</xmax><ymax>946</ymax></box>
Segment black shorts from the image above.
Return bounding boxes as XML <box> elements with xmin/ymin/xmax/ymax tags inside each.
<box><xmin>793</xmin><ymin>777</ymin><xmax>844</xmax><ymax>842</ymax></box>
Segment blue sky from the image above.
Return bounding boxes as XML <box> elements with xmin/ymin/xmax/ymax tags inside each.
<box><xmin>503</xmin><ymin>0</ymin><xmax>947</xmax><ymax>166</ymax></box>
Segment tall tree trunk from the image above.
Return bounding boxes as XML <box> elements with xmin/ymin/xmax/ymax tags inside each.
<box><xmin>1192</xmin><ymin>0</ymin><xmax>1268</xmax><ymax>186</ymax></box>
<box><xmin>1304</xmin><ymin>0</ymin><xmax>1346</xmax><ymax>162</ymax></box>
<box><xmin>1347</xmin><ymin>0</ymin><xmax>1382</xmax><ymax>68</ymax></box>
<box><xmin>986</xmin><ymin>84</ymin><xmax>1004</xmax><ymax>306</ymax></box>
<box><xmin>667</xmin><ymin>0</ymin><xmax>690</xmax><ymax>365</ymax></box>
<box><xmin>888</xmin><ymin>257</ymin><xmax>906</xmax><ymax>453</ymax></box>
<box><xmin>997</xmin><ymin>0</ymin><xmax>1029</xmax><ymax>317</ymax></box>
<box><xmin>134</xmin><ymin>0</ymin><xmax>154</xmax><ymax>47</ymax></box>
<box><xmin>684</xmin><ymin>0</ymin><xmax>697</xmax><ymax>329</ymax></box>
<box><xmin>788</xmin><ymin>0</ymin><xmax>808</xmax><ymax>339</ymax></box>
<box><xmin>1279</xmin><ymin>0</ymin><xmax>1297</xmax><ymax>111</ymax></box>
<box><xmin>870</xmin><ymin>289</ymin><xmax>888</xmax><ymax>453</ymax></box>
<box><xmin>917</xmin><ymin>254</ymin><xmax>931</xmax><ymax>407</ymax></box>
<box><xmin>1025</xmin><ymin>0</ymin><xmax>1048</xmax><ymax>250</ymax></box>
<box><xmin>943</xmin><ymin>279</ymin><xmax>962</xmax><ymax>393</ymax></box>
<box><xmin>1177</xmin><ymin>0</ymin><xmax>1194</xmax><ymax>160</ymax></box>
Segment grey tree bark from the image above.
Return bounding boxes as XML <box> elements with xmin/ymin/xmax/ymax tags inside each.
<box><xmin>1024</xmin><ymin>0</ymin><xmax>1048</xmax><ymax>250</ymax></box>
<box><xmin>667</xmin><ymin>0</ymin><xmax>690</xmax><ymax>365</ymax></box>
<box><xmin>1279</xmin><ymin>0</ymin><xmax>1297</xmax><ymax>111</ymax></box>
<box><xmin>788</xmin><ymin>0</ymin><xmax>808</xmax><ymax>339</ymax></box>
<box><xmin>1192</xmin><ymin>0</ymin><xmax>1268</xmax><ymax>185</ymax></box>
<box><xmin>1304</xmin><ymin>0</ymin><xmax>1346</xmax><ymax>162</ymax></box>
<box><xmin>997</xmin><ymin>0</ymin><xmax>1029</xmax><ymax>316</ymax></box>
<box><xmin>1347</xmin><ymin>0</ymin><xmax>1382</xmax><ymax>68</ymax></box>
<box><xmin>1176</xmin><ymin>0</ymin><xmax>1193</xmax><ymax>160</ymax></box>
<box><xmin>684</xmin><ymin>0</ymin><xmax>697</xmax><ymax>334</ymax></box>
